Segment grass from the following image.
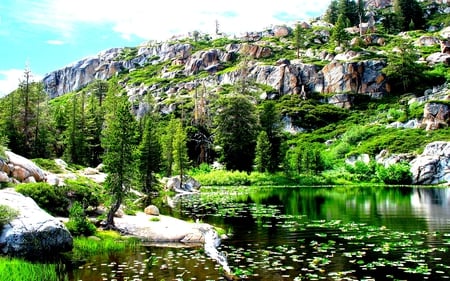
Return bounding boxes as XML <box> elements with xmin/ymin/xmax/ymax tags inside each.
<box><xmin>0</xmin><ymin>257</ymin><xmax>68</xmax><ymax>281</ymax></box>
<box><xmin>72</xmin><ymin>230</ymin><xmax>139</xmax><ymax>257</ymax></box>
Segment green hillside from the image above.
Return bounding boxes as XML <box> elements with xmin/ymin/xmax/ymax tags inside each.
<box><xmin>0</xmin><ymin>0</ymin><xmax>449</xmax><ymax>188</ymax></box>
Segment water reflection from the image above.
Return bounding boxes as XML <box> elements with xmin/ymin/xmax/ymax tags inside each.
<box><xmin>73</xmin><ymin>186</ymin><xmax>450</xmax><ymax>281</ymax></box>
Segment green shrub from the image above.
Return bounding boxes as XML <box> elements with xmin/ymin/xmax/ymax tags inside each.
<box><xmin>376</xmin><ymin>162</ymin><xmax>412</xmax><ymax>185</ymax></box>
<box><xmin>15</xmin><ymin>179</ymin><xmax>102</xmax><ymax>216</ymax></box>
<box><xmin>0</xmin><ymin>205</ymin><xmax>19</xmax><ymax>229</ymax></box>
<box><xmin>15</xmin><ymin>182</ymin><xmax>68</xmax><ymax>216</ymax></box>
<box><xmin>32</xmin><ymin>158</ymin><xmax>64</xmax><ymax>174</ymax></box>
<box><xmin>63</xmin><ymin>178</ymin><xmax>102</xmax><ymax>210</ymax></box>
<box><xmin>65</xmin><ymin>202</ymin><xmax>96</xmax><ymax>236</ymax></box>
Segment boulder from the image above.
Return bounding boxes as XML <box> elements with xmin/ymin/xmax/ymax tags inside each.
<box><xmin>0</xmin><ymin>171</ymin><xmax>10</xmax><ymax>183</ymax></box>
<box><xmin>114</xmin><ymin>212</ymin><xmax>218</xmax><ymax>245</ymax></box>
<box><xmin>0</xmin><ymin>189</ymin><xmax>73</xmax><ymax>257</ymax></box>
<box><xmin>422</xmin><ymin>102</ymin><xmax>450</xmax><ymax>130</ymax></box>
<box><xmin>144</xmin><ymin>205</ymin><xmax>160</xmax><ymax>216</ymax></box>
<box><xmin>426</xmin><ymin>52</ymin><xmax>450</xmax><ymax>65</ymax></box>
<box><xmin>239</xmin><ymin>44</ymin><xmax>272</xmax><ymax>59</ymax></box>
<box><xmin>410</xmin><ymin>141</ymin><xmax>450</xmax><ymax>185</ymax></box>
<box><xmin>165</xmin><ymin>175</ymin><xmax>201</xmax><ymax>193</ymax></box>
<box><xmin>416</xmin><ymin>36</ymin><xmax>440</xmax><ymax>47</ymax></box>
<box><xmin>273</xmin><ymin>25</ymin><xmax>290</xmax><ymax>37</ymax></box>
<box><xmin>5</xmin><ymin>151</ymin><xmax>46</xmax><ymax>182</ymax></box>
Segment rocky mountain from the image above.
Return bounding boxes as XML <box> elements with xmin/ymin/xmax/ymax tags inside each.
<box><xmin>43</xmin><ymin>41</ymin><xmax>389</xmax><ymax>101</ymax></box>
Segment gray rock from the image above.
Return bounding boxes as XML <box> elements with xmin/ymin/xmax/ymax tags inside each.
<box><xmin>426</xmin><ymin>52</ymin><xmax>450</xmax><ymax>65</ymax></box>
<box><xmin>410</xmin><ymin>141</ymin><xmax>450</xmax><ymax>185</ymax></box>
<box><xmin>0</xmin><ymin>189</ymin><xmax>73</xmax><ymax>257</ymax></box>
<box><xmin>165</xmin><ymin>175</ymin><xmax>201</xmax><ymax>193</ymax></box>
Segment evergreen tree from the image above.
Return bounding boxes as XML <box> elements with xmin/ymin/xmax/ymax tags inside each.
<box><xmin>213</xmin><ymin>94</ymin><xmax>259</xmax><ymax>172</ymax></box>
<box><xmin>393</xmin><ymin>0</ymin><xmax>424</xmax><ymax>31</ymax></box>
<box><xmin>135</xmin><ymin>113</ymin><xmax>162</xmax><ymax>193</ymax></box>
<box><xmin>338</xmin><ymin>0</ymin><xmax>358</xmax><ymax>26</ymax></box>
<box><xmin>101</xmin><ymin>82</ymin><xmax>138</xmax><ymax>228</ymax></box>
<box><xmin>324</xmin><ymin>0</ymin><xmax>339</xmax><ymax>24</ymax></box>
<box><xmin>254</xmin><ymin>131</ymin><xmax>271</xmax><ymax>173</ymax></box>
<box><xmin>172</xmin><ymin>119</ymin><xmax>189</xmax><ymax>185</ymax></box>
<box><xmin>0</xmin><ymin>68</ymin><xmax>52</xmax><ymax>158</ymax></box>
<box><xmin>85</xmin><ymin>91</ymin><xmax>104</xmax><ymax>166</ymax></box>
<box><xmin>331</xmin><ymin>14</ymin><xmax>350</xmax><ymax>46</ymax></box>
<box><xmin>258</xmin><ymin>101</ymin><xmax>283</xmax><ymax>172</ymax></box>
<box><xmin>63</xmin><ymin>93</ymin><xmax>87</xmax><ymax>165</ymax></box>
<box><xmin>382</xmin><ymin>39</ymin><xmax>425</xmax><ymax>92</ymax></box>
<box><xmin>161</xmin><ymin>119</ymin><xmax>177</xmax><ymax>177</ymax></box>
<box><xmin>294</xmin><ymin>23</ymin><xmax>305</xmax><ymax>59</ymax></box>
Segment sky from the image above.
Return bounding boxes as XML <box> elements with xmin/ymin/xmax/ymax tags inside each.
<box><xmin>0</xmin><ymin>0</ymin><xmax>331</xmax><ymax>97</ymax></box>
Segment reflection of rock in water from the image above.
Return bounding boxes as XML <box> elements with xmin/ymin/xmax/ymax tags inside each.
<box><xmin>411</xmin><ymin>188</ymin><xmax>450</xmax><ymax>232</ymax></box>
<box><xmin>203</xmin><ymin>227</ymin><xmax>231</xmax><ymax>274</ymax></box>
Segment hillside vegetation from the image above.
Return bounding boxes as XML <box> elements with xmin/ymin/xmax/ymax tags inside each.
<box><xmin>0</xmin><ymin>0</ymin><xmax>449</xmax><ymax>200</ymax></box>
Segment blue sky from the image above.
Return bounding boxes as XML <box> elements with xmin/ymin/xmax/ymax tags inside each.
<box><xmin>0</xmin><ymin>0</ymin><xmax>331</xmax><ymax>96</ymax></box>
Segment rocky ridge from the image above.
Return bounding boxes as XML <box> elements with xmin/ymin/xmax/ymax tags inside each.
<box><xmin>43</xmin><ymin>41</ymin><xmax>390</xmax><ymax>102</ymax></box>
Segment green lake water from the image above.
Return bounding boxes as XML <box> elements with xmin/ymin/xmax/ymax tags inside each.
<box><xmin>70</xmin><ymin>186</ymin><xmax>450</xmax><ymax>280</ymax></box>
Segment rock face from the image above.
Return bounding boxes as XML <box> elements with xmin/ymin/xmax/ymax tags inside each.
<box><xmin>410</xmin><ymin>141</ymin><xmax>450</xmax><ymax>185</ymax></box>
<box><xmin>165</xmin><ymin>175</ymin><xmax>201</xmax><ymax>193</ymax></box>
<box><xmin>422</xmin><ymin>102</ymin><xmax>450</xmax><ymax>130</ymax></box>
<box><xmin>0</xmin><ymin>151</ymin><xmax>46</xmax><ymax>184</ymax></box>
<box><xmin>42</xmin><ymin>39</ymin><xmax>389</xmax><ymax>100</ymax></box>
<box><xmin>0</xmin><ymin>189</ymin><xmax>73</xmax><ymax>257</ymax></box>
<box><xmin>43</xmin><ymin>43</ymin><xmax>193</xmax><ymax>98</ymax></box>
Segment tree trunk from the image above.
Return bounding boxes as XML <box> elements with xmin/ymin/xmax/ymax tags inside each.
<box><xmin>105</xmin><ymin>195</ymin><xmax>122</xmax><ymax>229</ymax></box>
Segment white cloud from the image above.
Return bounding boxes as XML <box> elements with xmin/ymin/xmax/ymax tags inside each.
<box><xmin>46</xmin><ymin>40</ymin><xmax>65</xmax><ymax>45</ymax></box>
<box><xmin>17</xmin><ymin>0</ymin><xmax>331</xmax><ymax>41</ymax></box>
<box><xmin>0</xmin><ymin>69</ymin><xmax>43</xmax><ymax>97</ymax></box>
<box><xmin>0</xmin><ymin>69</ymin><xmax>23</xmax><ymax>97</ymax></box>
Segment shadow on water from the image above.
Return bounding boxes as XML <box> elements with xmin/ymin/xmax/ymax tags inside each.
<box><xmin>69</xmin><ymin>186</ymin><xmax>450</xmax><ymax>280</ymax></box>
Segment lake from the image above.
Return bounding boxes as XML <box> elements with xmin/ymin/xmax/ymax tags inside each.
<box><xmin>70</xmin><ymin>186</ymin><xmax>450</xmax><ymax>280</ymax></box>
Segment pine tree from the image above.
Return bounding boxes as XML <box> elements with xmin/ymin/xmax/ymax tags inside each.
<box><xmin>258</xmin><ymin>101</ymin><xmax>282</xmax><ymax>172</ymax></box>
<box><xmin>85</xmin><ymin>91</ymin><xmax>104</xmax><ymax>167</ymax></box>
<box><xmin>324</xmin><ymin>0</ymin><xmax>339</xmax><ymax>24</ymax></box>
<box><xmin>254</xmin><ymin>131</ymin><xmax>271</xmax><ymax>173</ymax></box>
<box><xmin>63</xmin><ymin>93</ymin><xmax>87</xmax><ymax>165</ymax></box>
<box><xmin>101</xmin><ymin>83</ymin><xmax>138</xmax><ymax>228</ymax></box>
<box><xmin>213</xmin><ymin>94</ymin><xmax>259</xmax><ymax>172</ymax></box>
<box><xmin>294</xmin><ymin>23</ymin><xmax>304</xmax><ymax>59</ymax></box>
<box><xmin>382</xmin><ymin>39</ymin><xmax>425</xmax><ymax>91</ymax></box>
<box><xmin>161</xmin><ymin>119</ymin><xmax>177</xmax><ymax>177</ymax></box>
<box><xmin>331</xmin><ymin>14</ymin><xmax>349</xmax><ymax>46</ymax></box>
<box><xmin>172</xmin><ymin>119</ymin><xmax>189</xmax><ymax>185</ymax></box>
<box><xmin>393</xmin><ymin>0</ymin><xmax>424</xmax><ymax>31</ymax></box>
<box><xmin>135</xmin><ymin>113</ymin><xmax>162</xmax><ymax>193</ymax></box>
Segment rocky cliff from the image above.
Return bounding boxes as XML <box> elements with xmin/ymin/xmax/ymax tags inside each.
<box><xmin>43</xmin><ymin>41</ymin><xmax>389</xmax><ymax>102</ymax></box>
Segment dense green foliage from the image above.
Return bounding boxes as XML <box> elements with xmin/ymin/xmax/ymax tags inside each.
<box><xmin>213</xmin><ymin>94</ymin><xmax>259</xmax><ymax>172</ymax></box>
<box><xmin>65</xmin><ymin>201</ymin><xmax>97</xmax><ymax>236</ymax></box>
<box><xmin>15</xmin><ymin>179</ymin><xmax>101</xmax><ymax>216</ymax></box>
